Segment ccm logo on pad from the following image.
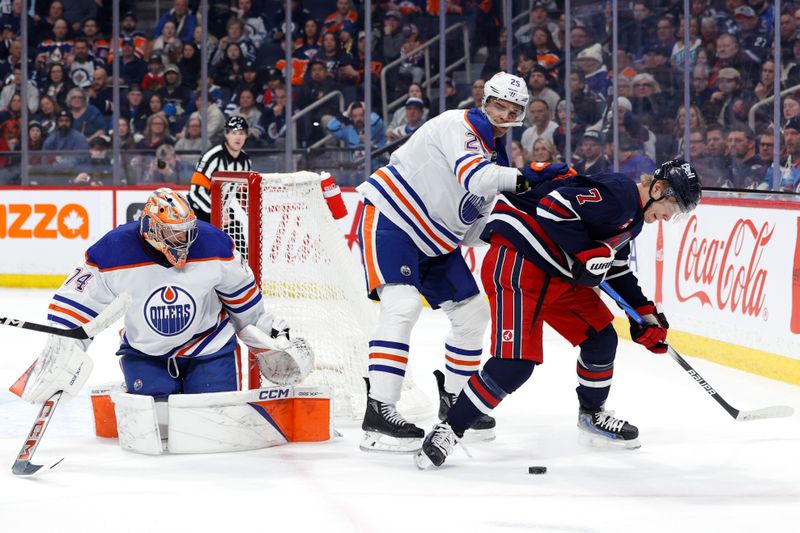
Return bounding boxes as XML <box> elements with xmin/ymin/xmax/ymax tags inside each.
<box><xmin>259</xmin><ymin>389</ymin><xmax>290</xmax><ymax>400</ymax></box>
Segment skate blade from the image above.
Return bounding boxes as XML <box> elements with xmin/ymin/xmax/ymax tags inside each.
<box><xmin>462</xmin><ymin>427</ymin><xmax>496</xmax><ymax>442</ymax></box>
<box><xmin>578</xmin><ymin>431</ymin><xmax>641</xmax><ymax>450</ymax></box>
<box><xmin>359</xmin><ymin>431</ymin><xmax>422</xmax><ymax>454</ymax></box>
<box><xmin>414</xmin><ymin>450</ymin><xmax>440</xmax><ymax>470</ymax></box>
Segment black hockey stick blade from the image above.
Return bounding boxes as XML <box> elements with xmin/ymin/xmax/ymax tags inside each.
<box><xmin>12</xmin><ymin>391</ymin><xmax>64</xmax><ymax>477</ymax></box>
<box><xmin>0</xmin><ymin>292</ymin><xmax>132</xmax><ymax>340</ymax></box>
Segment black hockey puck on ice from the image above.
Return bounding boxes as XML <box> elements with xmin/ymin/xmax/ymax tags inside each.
<box><xmin>528</xmin><ymin>466</ymin><xmax>547</xmax><ymax>475</ymax></box>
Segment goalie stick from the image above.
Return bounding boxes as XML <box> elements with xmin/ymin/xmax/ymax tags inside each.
<box><xmin>599</xmin><ymin>281</ymin><xmax>794</xmax><ymax>422</ymax></box>
<box><xmin>0</xmin><ymin>293</ymin><xmax>133</xmax><ymax>340</ymax></box>
<box><xmin>12</xmin><ymin>391</ymin><xmax>64</xmax><ymax>476</ymax></box>
<box><xmin>8</xmin><ymin>293</ymin><xmax>133</xmax><ymax>476</ymax></box>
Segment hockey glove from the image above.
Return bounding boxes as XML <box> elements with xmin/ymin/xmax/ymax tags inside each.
<box><xmin>629</xmin><ymin>302</ymin><xmax>669</xmax><ymax>354</ymax></box>
<box><xmin>523</xmin><ymin>162</ymin><xmax>577</xmax><ymax>186</ymax></box>
<box><xmin>571</xmin><ymin>243</ymin><xmax>615</xmax><ymax>287</ymax></box>
<box><xmin>20</xmin><ymin>335</ymin><xmax>93</xmax><ymax>403</ymax></box>
<box><xmin>515</xmin><ymin>171</ymin><xmax>530</xmax><ymax>193</ymax></box>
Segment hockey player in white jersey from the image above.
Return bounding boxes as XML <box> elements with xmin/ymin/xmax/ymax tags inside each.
<box><xmin>18</xmin><ymin>189</ymin><xmax>310</xmax><ymax>429</ymax></box>
<box><xmin>356</xmin><ymin>72</ymin><xmax>532</xmax><ymax>453</ymax></box>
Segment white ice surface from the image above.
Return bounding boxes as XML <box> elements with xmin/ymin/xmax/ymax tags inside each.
<box><xmin>1</xmin><ymin>288</ymin><xmax>799</xmax><ymax>532</ymax></box>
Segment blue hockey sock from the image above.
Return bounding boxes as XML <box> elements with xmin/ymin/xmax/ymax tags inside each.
<box><xmin>447</xmin><ymin>358</ymin><xmax>535</xmax><ymax>435</ymax></box>
<box><xmin>576</xmin><ymin>324</ymin><xmax>617</xmax><ymax>410</ymax></box>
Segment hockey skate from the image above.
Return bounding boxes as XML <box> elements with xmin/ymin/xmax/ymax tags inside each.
<box><xmin>360</xmin><ymin>396</ymin><xmax>424</xmax><ymax>454</ymax></box>
<box><xmin>577</xmin><ymin>407</ymin><xmax>641</xmax><ymax>450</ymax></box>
<box><xmin>434</xmin><ymin>370</ymin><xmax>496</xmax><ymax>441</ymax></box>
<box><xmin>415</xmin><ymin>421</ymin><xmax>463</xmax><ymax>469</ymax></box>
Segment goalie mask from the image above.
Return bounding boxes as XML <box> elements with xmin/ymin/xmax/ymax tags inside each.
<box><xmin>481</xmin><ymin>71</ymin><xmax>529</xmax><ymax>128</ymax></box>
<box><xmin>140</xmin><ymin>188</ymin><xmax>198</xmax><ymax>268</ymax></box>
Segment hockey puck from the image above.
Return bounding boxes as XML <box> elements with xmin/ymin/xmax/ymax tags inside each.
<box><xmin>528</xmin><ymin>466</ymin><xmax>547</xmax><ymax>475</ymax></box>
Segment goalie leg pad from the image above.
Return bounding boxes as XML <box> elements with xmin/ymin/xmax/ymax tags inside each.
<box><xmin>368</xmin><ymin>283</ymin><xmax>423</xmax><ymax>405</ymax></box>
<box><xmin>167</xmin><ymin>387</ymin><xmax>332</xmax><ymax>454</ymax></box>
<box><xmin>440</xmin><ymin>294</ymin><xmax>490</xmax><ymax>394</ymax></box>
<box><xmin>111</xmin><ymin>392</ymin><xmax>164</xmax><ymax>455</ymax></box>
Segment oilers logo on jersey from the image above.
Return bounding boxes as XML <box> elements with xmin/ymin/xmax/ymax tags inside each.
<box><xmin>144</xmin><ymin>286</ymin><xmax>196</xmax><ymax>336</ymax></box>
<box><xmin>459</xmin><ymin>194</ymin><xmax>486</xmax><ymax>225</ymax></box>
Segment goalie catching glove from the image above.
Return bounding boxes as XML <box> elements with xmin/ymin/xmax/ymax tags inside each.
<box><xmin>237</xmin><ymin>314</ymin><xmax>314</xmax><ymax>385</ymax></box>
<box><xmin>629</xmin><ymin>302</ymin><xmax>669</xmax><ymax>354</ymax></box>
<box><xmin>571</xmin><ymin>243</ymin><xmax>615</xmax><ymax>286</ymax></box>
<box><xmin>21</xmin><ymin>335</ymin><xmax>93</xmax><ymax>403</ymax></box>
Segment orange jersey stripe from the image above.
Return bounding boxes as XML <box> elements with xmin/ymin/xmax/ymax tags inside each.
<box><xmin>221</xmin><ymin>285</ymin><xmax>259</xmax><ymax>306</ymax></box>
<box><xmin>48</xmin><ymin>303</ymin><xmax>91</xmax><ymax>324</ymax></box>
<box><xmin>362</xmin><ymin>204</ymin><xmax>382</xmax><ymax>292</ymax></box>
<box><xmin>445</xmin><ymin>354</ymin><xmax>481</xmax><ymax>366</ymax></box>
<box><xmin>457</xmin><ymin>156</ymin><xmax>482</xmax><ymax>184</ymax></box>
<box><xmin>373</xmin><ymin>169</ymin><xmax>455</xmax><ymax>252</ymax></box>
<box><xmin>369</xmin><ymin>352</ymin><xmax>408</xmax><ymax>364</ymax></box>
<box><xmin>191</xmin><ymin>172</ymin><xmax>211</xmax><ymax>188</ymax></box>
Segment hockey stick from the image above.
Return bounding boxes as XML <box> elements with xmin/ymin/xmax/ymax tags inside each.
<box><xmin>9</xmin><ymin>293</ymin><xmax>133</xmax><ymax>476</ymax></box>
<box><xmin>12</xmin><ymin>391</ymin><xmax>64</xmax><ymax>476</ymax></box>
<box><xmin>599</xmin><ymin>281</ymin><xmax>793</xmax><ymax>421</ymax></box>
<box><xmin>0</xmin><ymin>293</ymin><xmax>133</xmax><ymax>340</ymax></box>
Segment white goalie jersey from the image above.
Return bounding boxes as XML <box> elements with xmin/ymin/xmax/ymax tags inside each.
<box><xmin>356</xmin><ymin>108</ymin><xmax>519</xmax><ymax>256</ymax></box>
<box><xmin>47</xmin><ymin>221</ymin><xmax>268</xmax><ymax>358</ymax></box>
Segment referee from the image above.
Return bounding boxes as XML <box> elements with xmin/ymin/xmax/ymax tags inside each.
<box><xmin>188</xmin><ymin>116</ymin><xmax>252</xmax><ymax>222</ymax></box>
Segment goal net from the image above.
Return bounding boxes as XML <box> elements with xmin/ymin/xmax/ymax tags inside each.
<box><xmin>211</xmin><ymin>171</ymin><xmax>430</xmax><ymax>419</ymax></box>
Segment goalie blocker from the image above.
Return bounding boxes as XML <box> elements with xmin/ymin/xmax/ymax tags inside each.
<box><xmin>91</xmin><ymin>386</ymin><xmax>332</xmax><ymax>454</ymax></box>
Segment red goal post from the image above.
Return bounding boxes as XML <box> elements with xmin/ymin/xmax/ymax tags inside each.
<box><xmin>210</xmin><ymin>171</ymin><xmax>431</xmax><ymax>418</ymax></box>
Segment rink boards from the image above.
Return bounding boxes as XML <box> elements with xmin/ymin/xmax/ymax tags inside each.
<box><xmin>0</xmin><ymin>186</ymin><xmax>798</xmax><ymax>384</ymax></box>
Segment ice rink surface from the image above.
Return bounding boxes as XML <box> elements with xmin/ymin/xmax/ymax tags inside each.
<box><xmin>1</xmin><ymin>288</ymin><xmax>799</xmax><ymax>532</ymax></box>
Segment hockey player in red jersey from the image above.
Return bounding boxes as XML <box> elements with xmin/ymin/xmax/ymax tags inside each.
<box><xmin>416</xmin><ymin>159</ymin><xmax>702</xmax><ymax>469</ymax></box>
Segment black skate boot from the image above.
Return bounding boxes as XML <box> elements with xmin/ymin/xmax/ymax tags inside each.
<box><xmin>434</xmin><ymin>370</ymin><xmax>496</xmax><ymax>441</ymax></box>
<box><xmin>414</xmin><ymin>421</ymin><xmax>464</xmax><ymax>469</ymax></box>
<box><xmin>577</xmin><ymin>406</ymin><xmax>641</xmax><ymax>449</ymax></box>
<box><xmin>360</xmin><ymin>395</ymin><xmax>424</xmax><ymax>454</ymax></box>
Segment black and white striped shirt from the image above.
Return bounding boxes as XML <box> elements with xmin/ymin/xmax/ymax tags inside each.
<box><xmin>188</xmin><ymin>143</ymin><xmax>252</xmax><ymax>222</ymax></box>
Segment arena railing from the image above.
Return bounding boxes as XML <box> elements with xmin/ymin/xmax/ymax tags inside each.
<box><xmin>380</xmin><ymin>22</ymin><xmax>471</xmax><ymax>125</ymax></box>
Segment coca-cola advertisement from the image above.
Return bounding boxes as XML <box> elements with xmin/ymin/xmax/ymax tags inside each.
<box><xmin>632</xmin><ymin>199</ymin><xmax>800</xmax><ymax>360</ymax></box>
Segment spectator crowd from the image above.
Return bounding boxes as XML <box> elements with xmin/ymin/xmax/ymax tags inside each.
<box><xmin>0</xmin><ymin>0</ymin><xmax>798</xmax><ymax>192</ymax></box>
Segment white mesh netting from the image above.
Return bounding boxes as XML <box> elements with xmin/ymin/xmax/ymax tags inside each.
<box><xmin>215</xmin><ymin>171</ymin><xmax>430</xmax><ymax>419</ymax></box>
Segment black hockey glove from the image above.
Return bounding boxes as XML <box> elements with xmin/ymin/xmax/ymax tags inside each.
<box><xmin>629</xmin><ymin>302</ymin><xmax>669</xmax><ymax>354</ymax></box>
<box><xmin>571</xmin><ymin>243</ymin><xmax>614</xmax><ymax>286</ymax></box>
<box><xmin>515</xmin><ymin>171</ymin><xmax>530</xmax><ymax>193</ymax></box>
